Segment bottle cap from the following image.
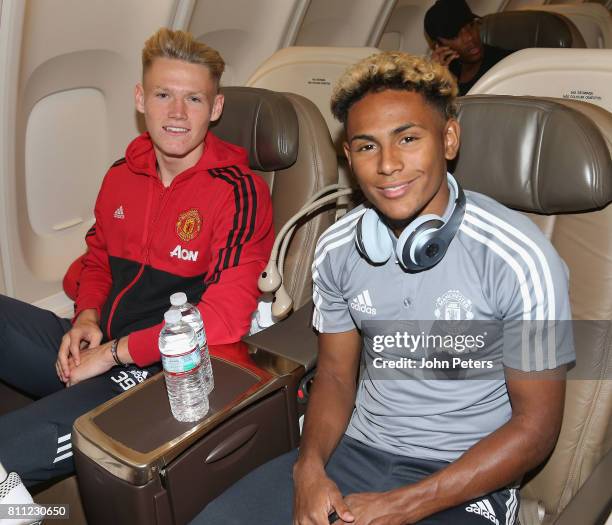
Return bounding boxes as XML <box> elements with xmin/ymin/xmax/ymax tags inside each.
<box><xmin>164</xmin><ymin>309</ymin><xmax>182</xmax><ymax>324</ymax></box>
<box><xmin>170</xmin><ymin>292</ymin><xmax>187</xmax><ymax>306</ymax></box>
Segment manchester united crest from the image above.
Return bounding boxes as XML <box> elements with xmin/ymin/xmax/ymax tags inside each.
<box><xmin>176</xmin><ymin>208</ymin><xmax>202</xmax><ymax>243</ymax></box>
<box><xmin>434</xmin><ymin>289</ymin><xmax>474</xmax><ymax>335</ymax></box>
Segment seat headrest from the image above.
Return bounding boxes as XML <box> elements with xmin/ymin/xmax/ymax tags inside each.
<box><xmin>454</xmin><ymin>96</ymin><xmax>612</xmax><ymax>213</ymax></box>
<box><xmin>480</xmin><ymin>11</ymin><xmax>586</xmax><ymax>50</ymax></box>
<box><xmin>246</xmin><ymin>46</ymin><xmax>380</xmax><ymax>153</ymax></box>
<box><xmin>212</xmin><ymin>86</ymin><xmax>298</xmax><ymax>171</ymax></box>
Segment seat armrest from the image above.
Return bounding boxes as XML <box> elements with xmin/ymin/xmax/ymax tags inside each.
<box><xmin>243</xmin><ymin>301</ymin><xmax>319</xmax><ymax>371</ymax></box>
<box><xmin>73</xmin><ymin>355</ymin><xmax>288</xmax><ymax>485</ymax></box>
<box><xmin>552</xmin><ymin>449</ymin><xmax>612</xmax><ymax>525</ymax></box>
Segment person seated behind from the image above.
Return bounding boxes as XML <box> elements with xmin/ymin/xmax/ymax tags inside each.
<box><xmin>190</xmin><ymin>51</ymin><xmax>573</xmax><ymax>524</ymax></box>
<box><xmin>425</xmin><ymin>0</ymin><xmax>511</xmax><ymax>96</ymax></box>
<box><xmin>0</xmin><ymin>28</ymin><xmax>273</xmax><ymax>486</ymax></box>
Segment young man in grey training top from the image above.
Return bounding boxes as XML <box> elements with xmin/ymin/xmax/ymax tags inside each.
<box><xmin>192</xmin><ymin>51</ymin><xmax>573</xmax><ymax>525</ymax></box>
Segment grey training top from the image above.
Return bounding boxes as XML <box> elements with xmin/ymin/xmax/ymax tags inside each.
<box><xmin>312</xmin><ymin>186</ymin><xmax>574</xmax><ymax>462</ymax></box>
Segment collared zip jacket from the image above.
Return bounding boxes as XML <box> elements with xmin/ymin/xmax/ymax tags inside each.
<box><xmin>74</xmin><ymin>131</ymin><xmax>274</xmax><ymax>366</ymax></box>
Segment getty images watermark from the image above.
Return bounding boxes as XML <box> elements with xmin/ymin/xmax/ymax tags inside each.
<box><xmin>359</xmin><ymin>320</ymin><xmax>602</xmax><ymax>380</ymax></box>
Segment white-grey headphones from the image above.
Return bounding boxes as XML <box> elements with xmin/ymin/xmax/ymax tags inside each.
<box><xmin>355</xmin><ymin>173</ymin><xmax>465</xmax><ymax>271</ymax></box>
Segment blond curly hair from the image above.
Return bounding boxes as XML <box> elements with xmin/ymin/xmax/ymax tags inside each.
<box><xmin>142</xmin><ymin>28</ymin><xmax>225</xmax><ymax>85</ymax></box>
<box><xmin>331</xmin><ymin>51</ymin><xmax>458</xmax><ymax>124</ymax></box>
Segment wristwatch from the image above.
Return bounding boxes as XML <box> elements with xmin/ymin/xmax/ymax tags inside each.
<box><xmin>110</xmin><ymin>339</ymin><xmax>128</xmax><ymax>367</ymax></box>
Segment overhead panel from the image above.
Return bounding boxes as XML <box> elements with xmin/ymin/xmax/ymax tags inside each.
<box><xmin>378</xmin><ymin>0</ymin><xmax>435</xmax><ymax>55</ymax></box>
<box><xmin>0</xmin><ymin>0</ymin><xmax>175</xmax><ymax>305</ymax></box>
<box><xmin>187</xmin><ymin>0</ymin><xmax>309</xmax><ymax>86</ymax></box>
<box><xmin>295</xmin><ymin>0</ymin><xmax>395</xmax><ymax>47</ymax></box>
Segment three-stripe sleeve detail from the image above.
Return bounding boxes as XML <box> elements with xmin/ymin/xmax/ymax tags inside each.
<box><xmin>311</xmin><ymin>210</ymin><xmax>366</xmax><ymax>331</ymax></box>
<box><xmin>207</xmin><ymin>166</ymin><xmax>257</xmax><ymax>285</ymax></box>
<box><xmin>460</xmin><ymin>203</ymin><xmax>558</xmax><ymax>370</ymax></box>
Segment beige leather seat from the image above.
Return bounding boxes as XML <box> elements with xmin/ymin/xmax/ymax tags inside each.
<box><xmin>246</xmin><ymin>46</ymin><xmax>379</xmax><ymax>153</ymax></box>
<box><xmin>246</xmin><ymin>46</ymin><xmax>380</xmax><ymax>215</ymax></box>
<box><xmin>469</xmin><ymin>48</ymin><xmax>612</xmax><ymax>111</ymax></box>
<box><xmin>454</xmin><ymin>95</ymin><xmax>612</xmax><ymax>524</ymax></box>
<box><xmin>480</xmin><ymin>9</ymin><xmax>587</xmax><ymax>50</ymax></box>
<box><xmin>520</xmin><ymin>4</ymin><xmax>612</xmax><ymax>48</ymax></box>
<box><xmin>467</xmin><ymin>48</ymin><xmax>612</xmax><ymax>524</ymax></box>
<box><xmin>213</xmin><ymin>86</ymin><xmax>338</xmax><ymax>310</ymax></box>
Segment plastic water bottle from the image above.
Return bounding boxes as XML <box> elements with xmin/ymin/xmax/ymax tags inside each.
<box><xmin>159</xmin><ymin>309</ymin><xmax>209</xmax><ymax>422</ymax></box>
<box><xmin>169</xmin><ymin>292</ymin><xmax>214</xmax><ymax>393</ymax></box>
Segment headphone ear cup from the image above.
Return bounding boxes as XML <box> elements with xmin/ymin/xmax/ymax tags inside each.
<box><xmin>396</xmin><ymin>214</ymin><xmax>443</xmax><ymax>271</ymax></box>
<box><xmin>356</xmin><ymin>209</ymin><xmax>393</xmax><ymax>264</ymax></box>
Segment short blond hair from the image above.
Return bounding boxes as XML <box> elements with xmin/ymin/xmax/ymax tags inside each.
<box><xmin>331</xmin><ymin>51</ymin><xmax>458</xmax><ymax>124</ymax></box>
<box><xmin>142</xmin><ymin>28</ymin><xmax>225</xmax><ymax>84</ymax></box>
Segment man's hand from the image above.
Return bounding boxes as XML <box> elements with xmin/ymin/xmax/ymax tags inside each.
<box><xmin>65</xmin><ymin>340</ymin><xmax>116</xmax><ymax>387</ymax></box>
<box><xmin>293</xmin><ymin>463</ymin><xmax>354</xmax><ymax>525</ymax></box>
<box><xmin>430</xmin><ymin>44</ymin><xmax>460</xmax><ymax>68</ymax></box>
<box><xmin>56</xmin><ymin>309</ymin><xmax>102</xmax><ymax>382</ymax></box>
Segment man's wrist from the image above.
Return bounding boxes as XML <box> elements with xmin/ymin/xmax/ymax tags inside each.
<box><xmin>109</xmin><ymin>340</ymin><xmax>127</xmax><ymax>367</ymax></box>
<box><xmin>75</xmin><ymin>308</ymin><xmax>100</xmax><ymax>326</ymax></box>
<box><xmin>116</xmin><ymin>336</ymin><xmax>133</xmax><ymax>366</ymax></box>
<box><xmin>293</xmin><ymin>455</ymin><xmax>326</xmax><ymax>480</ymax></box>
<box><xmin>390</xmin><ymin>476</ymin><xmax>444</xmax><ymax>521</ymax></box>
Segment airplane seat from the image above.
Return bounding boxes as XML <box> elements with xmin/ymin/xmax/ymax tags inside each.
<box><xmin>70</xmin><ymin>86</ymin><xmax>339</xmax><ymax>525</ymax></box>
<box><xmin>480</xmin><ymin>10</ymin><xmax>587</xmax><ymax>51</ymax></box>
<box><xmin>519</xmin><ymin>4</ymin><xmax>612</xmax><ymax>49</ymax></box>
<box><xmin>212</xmin><ymin>86</ymin><xmax>339</xmax><ymax>311</ymax></box>
<box><xmin>468</xmin><ymin>48</ymin><xmax>612</xmax><ymax>523</ymax></box>
<box><xmin>245</xmin><ymin>46</ymin><xmax>380</xmax><ymax>209</ymax></box>
<box><xmin>454</xmin><ymin>95</ymin><xmax>612</xmax><ymax>525</ymax></box>
<box><xmin>468</xmin><ymin>47</ymin><xmax>612</xmax><ymax>112</ymax></box>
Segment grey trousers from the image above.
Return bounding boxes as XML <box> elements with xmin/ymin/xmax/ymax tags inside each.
<box><xmin>191</xmin><ymin>434</ymin><xmax>518</xmax><ymax>525</ymax></box>
<box><xmin>0</xmin><ymin>295</ymin><xmax>160</xmax><ymax>486</ymax></box>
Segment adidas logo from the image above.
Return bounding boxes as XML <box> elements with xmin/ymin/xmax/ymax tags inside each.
<box><xmin>465</xmin><ymin>499</ymin><xmax>499</xmax><ymax>525</ymax></box>
<box><xmin>113</xmin><ymin>206</ymin><xmax>125</xmax><ymax>219</ymax></box>
<box><xmin>350</xmin><ymin>290</ymin><xmax>377</xmax><ymax>315</ymax></box>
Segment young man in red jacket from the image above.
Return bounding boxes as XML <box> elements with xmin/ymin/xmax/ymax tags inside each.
<box><xmin>0</xmin><ymin>28</ymin><xmax>273</xmax><ymax>486</ymax></box>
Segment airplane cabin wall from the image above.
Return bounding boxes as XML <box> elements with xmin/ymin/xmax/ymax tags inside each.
<box><xmin>294</xmin><ymin>0</ymin><xmax>396</xmax><ymax>47</ymax></box>
<box><xmin>0</xmin><ymin>0</ymin><xmax>176</xmax><ymax>310</ymax></box>
<box><xmin>184</xmin><ymin>0</ymin><xmax>310</xmax><ymax>86</ymax></box>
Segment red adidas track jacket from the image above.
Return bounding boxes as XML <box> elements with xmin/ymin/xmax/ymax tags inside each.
<box><xmin>74</xmin><ymin>131</ymin><xmax>274</xmax><ymax>366</ymax></box>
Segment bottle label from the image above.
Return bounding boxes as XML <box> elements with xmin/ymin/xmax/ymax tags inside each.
<box><xmin>162</xmin><ymin>345</ymin><xmax>201</xmax><ymax>376</ymax></box>
<box><xmin>196</xmin><ymin>327</ymin><xmax>207</xmax><ymax>349</ymax></box>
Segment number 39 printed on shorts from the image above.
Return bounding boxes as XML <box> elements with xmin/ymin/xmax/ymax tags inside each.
<box><xmin>109</xmin><ymin>368</ymin><xmax>150</xmax><ymax>392</ymax></box>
